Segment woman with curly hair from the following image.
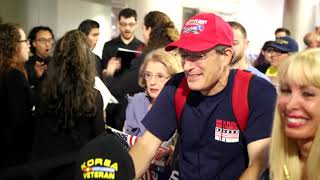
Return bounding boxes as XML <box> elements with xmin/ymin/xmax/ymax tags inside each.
<box><xmin>269</xmin><ymin>48</ymin><xmax>320</xmax><ymax>180</ymax></box>
<box><xmin>30</xmin><ymin>30</ymin><xmax>105</xmax><ymax>179</ymax></box>
<box><xmin>0</xmin><ymin>23</ymin><xmax>33</xmax><ymax>171</ymax></box>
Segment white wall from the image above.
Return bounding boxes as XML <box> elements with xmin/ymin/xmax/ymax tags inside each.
<box><xmin>283</xmin><ymin>0</ymin><xmax>319</xmax><ymax>49</ymax></box>
<box><xmin>25</xmin><ymin>0</ymin><xmax>57</xmax><ymax>35</ymax></box>
<box><xmin>0</xmin><ymin>0</ymin><xmax>111</xmax><ymax>58</ymax></box>
<box><xmin>127</xmin><ymin>0</ymin><xmax>183</xmax><ymax>42</ymax></box>
<box><xmin>237</xmin><ymin>0</ymin><xmax>285</xmax><ymax>61</ymax></box>
<box><xmin>0</xmin><ymin>0</ymin><xmax>28</xmax><ymax>29</ymax></box>
<box><xmin>2</xmin><ymin>0</ymin><xmax>320</xmax><ymax>58</ymax></box>
<box><xmin>127</xmin><ymin>0</ymin><xmax>284</xmax><ymax>59</ymax></box>
<box><xmin>57</xmin><ymin>0</ymin><xmax>111</xmax><ymax>57</ymax></box>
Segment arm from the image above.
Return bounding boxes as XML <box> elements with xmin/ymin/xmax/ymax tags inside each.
<box><xmin>102</xmin><ymin>57</ymin><xmax>121</xmax><ymax>77</ymax></box>
<box><xmin>129</xmin><ymin>130</ymin><xmax>162</xmax><ymax>179</ymax></box>
<box><xmin>239</xmin><ymin>77</ymin><xmax>276</xmax><ymax>179</ymax></box>
<box><xmin>7</xmin><ymin>70</ymin><xmax>32</xmax><ymax>128</ymax></box>
<box><xmin>239</xmin><ymin>137</ymin><xmax>270</xmax><ymax>180</ymax></box>
<box><xmin>124</xmin><ymin>97</ymin><xmax>141</xmax><ymax>136</ymax></box>
<box><xmin>92</xmin><ymin>91</ymin><xmax>106</xmax><ymax>136</ymax></box>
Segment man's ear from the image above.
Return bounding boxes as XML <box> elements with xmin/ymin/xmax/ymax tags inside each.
<box><xmin>225</xmin><ymin>47</ymin><xmax>233</xmax><ymax>57</ymax></box>
<box><xmin>245</xmin><ymin>40</ymin><xmax>249</xmax><ymax>50</ymax></box>
<box><xmin>224</xmin><ymin>47</ymin><xmax>233</xmax><ymax>65</ymax></box>
<box><xmin>32</xmin><ymin>40</ymin><xmax>37</xmax><ymax>48</ymax></box>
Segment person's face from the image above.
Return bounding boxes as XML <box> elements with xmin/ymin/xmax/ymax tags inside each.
<box><xmin>32</xmin><ymin>30</ymin><xmax>54</xmax><ymax>58</ymax></box>
<box><xmin>180</xmin><ymin>47</ymin><xmax>232</xmax><ymax>95</ymax></box>
<box><xmin>143</xmin><ymin>61</ymin><xmax>170</xmax><ymax>100</ymax></box>
<box><xmin>270</xmin><ymin>49</ymin><xmax>289</xmax><ymax>67</ymax></box>
<box><xmin>231</xmin><ymin>28</ymin><xmax>248</xmax><ymax>64</ymax></box>
<box><xmin>309</xmin><ymin>39</ymin><xmax>318</xmax><ymax>48</ymax></box>
<box><xmin>118</xmin><ymin>16</ymin><xmax>137</xmax><ymax>40</ymax></box>
<box><xmin>87</xmin><ymin>28</ymin><xmax>100</xmax><ymax>49</ymax></box>
<box><xmin>275</xmin><ymin>31</ymin><xmax>287</xmax><ymax>38</ymax></box>
<box><xmin>278</xmin><ymin>81</ymin><xmax>320</xmax><ymax>140</ymax></box>
<box><xmin>17</xmin><ymin>28</ymin><xmax>30</xmax><ymax>62</ymax></box>
<box><xmin>142</xmin><ymin>25</ymin><xmax>151</xmax><ymax>44</ymax></box>
<box><xmin>262</xmin><ymin>47</ymin><xmax>273</xmax><ymax>63</ymax></box>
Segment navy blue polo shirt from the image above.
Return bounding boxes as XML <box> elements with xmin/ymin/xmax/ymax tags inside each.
<box><xmin>142</xmin><ymin>70</ymin><xmax>276</xmax><ymax>180</ymax></box>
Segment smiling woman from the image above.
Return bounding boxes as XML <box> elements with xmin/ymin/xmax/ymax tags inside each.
<box><xmin>269</xmin><ymin>48</ymin><xmax>320</xmax><ymax>180</ymax></box>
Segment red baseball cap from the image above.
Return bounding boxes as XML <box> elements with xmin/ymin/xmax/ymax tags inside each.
<box><xmin>165</xmin><ymin>13</ymin><xmax>234</xmax><ymax>52</ymax></box>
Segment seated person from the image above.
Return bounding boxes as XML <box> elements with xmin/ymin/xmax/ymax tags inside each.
<box><xmin>124</xmin><ymin>48</ymin><xmax>182</xmax><ymax>179</ymax></box>
<box><xmin>265</xmin><ymin>36</ymin><xmax>298</xmax><ymax>88</ymax></box>
<box><xmin>253</xmin><ymin>41</ymin><xmax>273</xmax><ymax>73</ymax></box>
<box><xmin>124</xmin><ymin>48</ymin><xmax>182</xmax><ymax>136</ymax></box>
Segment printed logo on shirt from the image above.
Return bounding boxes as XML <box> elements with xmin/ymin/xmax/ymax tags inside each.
<box><xmin>81</xmin><ymin>158</ymin><xmax>118</xmax><ymax>179</ymax></box>
<box><xmin>214</xmin><ymin>119</ymin><xmax>240</xmax><ymax>143</ymax></box>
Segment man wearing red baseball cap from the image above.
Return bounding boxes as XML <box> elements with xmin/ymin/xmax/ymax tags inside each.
<box><xmin>129</xmin><ymin>13</ymin><xmax>276</xmax><ymax>179</ymax></box>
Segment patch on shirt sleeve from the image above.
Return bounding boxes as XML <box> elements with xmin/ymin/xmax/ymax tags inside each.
<box><xmin>215</xmin><ymin>119</ymin><xmax>240</xmax><ymax>143</ymax></box>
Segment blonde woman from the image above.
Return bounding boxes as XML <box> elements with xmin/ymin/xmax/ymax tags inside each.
<box><xmin>269</xmin><ymin>48</ymin><xmax>320</xmax><ymax>180</ymax></box>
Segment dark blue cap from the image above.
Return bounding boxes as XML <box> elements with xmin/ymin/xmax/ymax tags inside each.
<box><xmin>76</xmin><ymin>133</ymin><xmax>135</xmax><ymax>180</ymax></box>
<box><xmin>270</xmin><ymin>36</ymin><xmax>299</xmax><ymax>53</ymax></box>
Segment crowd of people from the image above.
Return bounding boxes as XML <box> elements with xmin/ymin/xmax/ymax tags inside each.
<box><xmin>1</xmin><ymin>7</ymin><xmax>320</xmax><ymax>180</ymax></box>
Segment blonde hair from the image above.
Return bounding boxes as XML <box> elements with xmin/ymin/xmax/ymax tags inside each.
<box><xmin>270</xmin><ymin>48</ymin><xmax>320</xmax><ymax>180</ymax></box>
<box><xmin>138</xmin><ymin>48</ymin><xmax>183</xmax><ymax>88</ymax></box>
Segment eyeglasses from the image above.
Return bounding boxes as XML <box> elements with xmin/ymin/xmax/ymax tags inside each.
<box><xmin>36</xmin><ymin>38</ymin><xmax>54</xmax><ymax>44</ymax></box>
<box><xmin>264</xmin><ymin>47</ymin><xmax>274</xmax><ymax>53</ymax></box>
<box><xmin>269</xmin><ymin>49</ymin><xmax>288</xmax><ymax>56</ymax></box>
<box><xmin>119</xmin><ymin>22</ymin><xmax>136</xmax><ymax>27</ymax></box>
<box><xmin>141</xmin><ymin>72</ymin><xmax>170</xmax><ymax>82</ymax></box>
<box><xmin>19</xmin><ymin>39</ymin><xmax>30</xmax><ymax>45</ymax></box>
<box><xmin>179</xmin><ymin>52</ymin><xmax>209</xmax><ymax>61</ymax></box>
<box><xmin>178</xmin><ymin>47</ymin><xmax>228</xmax><ymax>64</ymax></box>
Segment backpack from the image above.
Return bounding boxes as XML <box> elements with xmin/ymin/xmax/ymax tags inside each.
<box><xmin>169</xmin><ymin>70</ymin><xmax>253</xmax><ymax>171</ymax></box>
<box><xmin>174</xmin><ymin>69</ymin><xmax>253</xmax><ymax>131</ymax></box>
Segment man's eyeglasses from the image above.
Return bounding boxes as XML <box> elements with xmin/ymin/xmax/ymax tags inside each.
<box><xmin>179</xmin><ymin>52</ymin><xmax>209</xmax><ymax>61</ymax></box>
<box><xmin>19</xmin><ymin>39</ymin><xmax>30</xmax><ymax>45</ymax></box>
<box><xmin>177</xmin><ymin>47</ymin><xmax>228</xmax><ymax>63</ymax></box>
<box><xmin>36</xmin><ymin>38</ymin><xmax>54</xmax><ymax>44</ymax></box>
<box><xmin>119</xmin><ymin>22</ymin><xmax>136</xmax><ymax>27</ymax></box>
<box><xmin>141</xmin><ymin>72</ymin><xmax>170</xmax><ymax>82</ymax></box>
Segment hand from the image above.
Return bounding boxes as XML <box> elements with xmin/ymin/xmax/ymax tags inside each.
<box><xmin>102</xmin><ymin>57</ymin><xmax>121</xmax><ymax>77</ymax></box>
<box><xmin>154</xmin><ymin>145</ymin><xmax>175</xmax><ymax>166</ymax></box>
<box><xmin>34</xmin><ymin>61</ymin><xmax>47</xmax><ymax>78</ymax></box>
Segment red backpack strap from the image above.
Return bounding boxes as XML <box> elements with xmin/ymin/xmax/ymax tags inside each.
<box><xmin>174</xmin><ymin>77</ymin><xmax>190</xmax><ymax>128</ymax></box>
<box><xmin>232</xmin><ymin>70</ymin><xmax>253</xmax><ymax>132</ymax></box>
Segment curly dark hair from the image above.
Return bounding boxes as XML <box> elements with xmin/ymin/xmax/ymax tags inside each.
<box><xmin>42</xmin><ymin>30</ymin><xmax>97</xmax><ymax>132</ymax></box>
<box><xmin>0</xmin><ymin>23</ymin><xmax>27</xmax><ymax>78</ymax></box>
